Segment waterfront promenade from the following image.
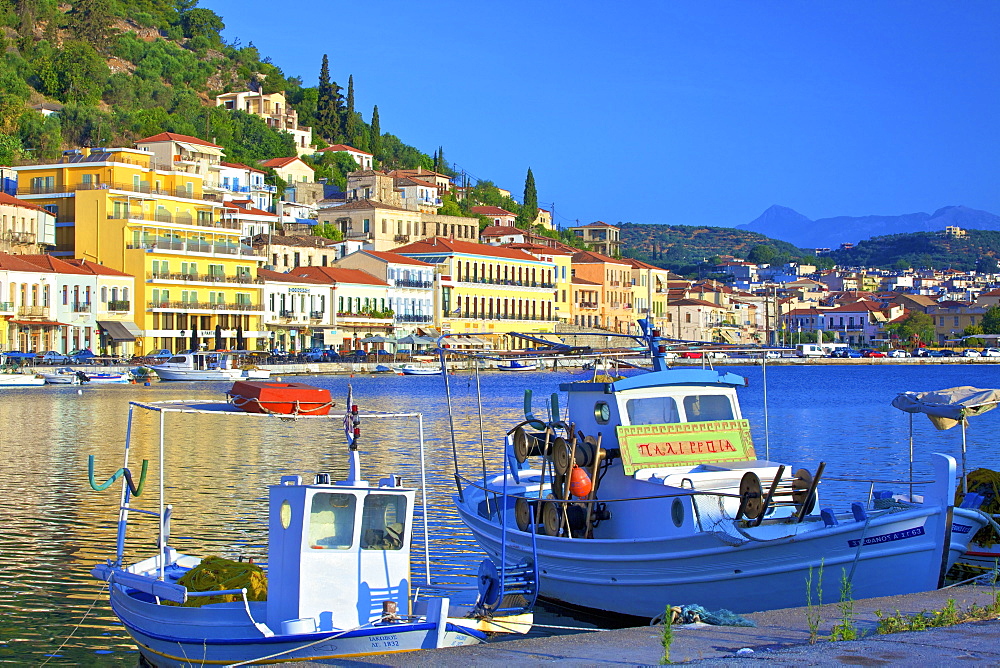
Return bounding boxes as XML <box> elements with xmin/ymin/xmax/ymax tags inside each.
<box><xmin>322</xmin><ymin>585</ymin><xmax>1000</xmax><ymax>666</ymax></box>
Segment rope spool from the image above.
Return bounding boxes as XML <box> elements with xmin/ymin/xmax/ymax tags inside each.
<box><xmin>551</xmin><ymin>471</ymin><xmax>567</xmax><ymax>499</ymax></box>
<box><xmin>738</xmin><ymin>464</ymin><xmax>824</xmax><ymax>523</ymax></box>
<box><xmin>512</xmin><ymin>427</ymin><xmax>549</xmax><ymax>463</ymax></box>
<box><xmin>515</xmin><ymin>497</ymin><xmax>538</xmax><ymax>532</ymax></box>
<box><xmin>551</xmin><ymin>437</ymin><xmax>572</xmax><ymax>476</ymax></box>
<box><xmin>542</xmin><ymin>501</ymin><xmax>586</xmax><ymax>536</ymax></box>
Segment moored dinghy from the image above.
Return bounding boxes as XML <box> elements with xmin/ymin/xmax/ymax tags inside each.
<box><xmin>88</xmin><ymin>385</ymin><xmax>535</xmax><ymax>666</ymax></box>
<box><xmin>445</xmin><ymin>319</ymin><xmax>988</xmax><ymax>618</ymax></box>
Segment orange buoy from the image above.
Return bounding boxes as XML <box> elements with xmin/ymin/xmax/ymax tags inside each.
<box><xmin>569</xmin><ymin>466</ymin><xmax>593</xmax><ymax>498</ymax></box>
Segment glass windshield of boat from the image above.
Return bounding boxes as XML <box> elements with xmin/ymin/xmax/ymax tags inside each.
<box><xmin>361</xmin><ymin>494</ymin><xmax>407</xmax><ymax>551</ymax></box>
<box><xmin>625</xmin><ymin>394</ymin><xmax>735</xmax><ymax>425</ymax></box>
<box><xmin>167</xmin><ymin>356</ymin><xmax>186</xmax><ymax>364</ymax></box>
<box><xmin>309</xmin><ymin>492</ymin><xmax>357</xmax><ymax>549</ymax></box>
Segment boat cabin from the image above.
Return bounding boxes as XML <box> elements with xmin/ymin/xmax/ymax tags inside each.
<box><xmin>266</xmin><ymin>475</ymin><xmax>415</xmax><ymax>633</ymax></box>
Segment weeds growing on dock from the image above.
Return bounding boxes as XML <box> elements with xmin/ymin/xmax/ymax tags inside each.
<box><xmin>805</xmin><ymin>559</ymin><xmax>824</xmax><ymax>643</ymax></box>
<box><xmin>874</xmin><ymin>593</ymin><xmax>1000</xmax><ymax>635</ymax></box>
<box><xmin>829</xmin><ymin>569</ymin><xmax>859</xmax><ymax>641</ymax></box>
<box><xmin>660</xmin><ymin>604</ymin><xmax>674</xmax><ymax>664</ymax></box>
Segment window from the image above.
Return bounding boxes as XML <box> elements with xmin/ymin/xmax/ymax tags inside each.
<box><xmin>626</xmin><ymin>397</ymin><xmax>680</xmax><ymax>425</ymax></box>
<box><xmin>682</xmin><ymin>395</ymin><xmax>734</xmax><ymax>422</ymax></box>
<box><xmin>360</xmin><ymin>494</ymin><xmax>407</xmax><ymax>550</ymax></box>
<box><xmin>308</xmin><ymin>493</ymin><xmax>356</xmax><ymax>549</ymax></box>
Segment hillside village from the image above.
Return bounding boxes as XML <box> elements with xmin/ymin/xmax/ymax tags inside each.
<box><xmin>1</xmin><ymin>86</ymin><xmax>1000</xmax><ymax>357</ymax></box>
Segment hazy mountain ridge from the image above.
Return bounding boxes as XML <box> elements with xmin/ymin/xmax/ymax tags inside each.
<box><xmin>738</xmin><ymin>205</ymin><xmax>1000</xmax><ymax>248</ymax></box>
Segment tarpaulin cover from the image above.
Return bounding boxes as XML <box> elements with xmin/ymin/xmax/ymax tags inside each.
<box><xmin>891</xmin><ymin>386</ymin><xmax>1000</xmax><ymax>430</ymax></box>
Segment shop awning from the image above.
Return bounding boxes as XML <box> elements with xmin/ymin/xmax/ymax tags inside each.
<box><xmin>97</xmin><ymin>320</ymin><xmax>142</xmax><ymax>342</ymax></box>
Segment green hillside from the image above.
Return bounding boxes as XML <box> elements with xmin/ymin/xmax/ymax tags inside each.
<box><xmin>618</xmin><ymin>222</ymin><xmax>818</xmax><ymax>275</ymax></box>
<box><xmin>0</xmin><ymin>0</ymin><xmax>435</xmax><ymax>176</ymax></box>
<box><xmin>827</xmin><ymin>230</ymin><xmax>1000</xmax><ymax>271</ymax></box>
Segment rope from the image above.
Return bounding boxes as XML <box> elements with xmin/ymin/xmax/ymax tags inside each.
<box><xmin>227</xmin><ymin>620</ymin><xmax>379</xmax><ymax>667</ymax></box>
<box><xmin>39</xmin><ymin>584</ymin><xmax>108</xmax><ymax>666</ymax></box>
<box><xmin>227</xmin><ymin>393</ymin><xmax>336</xmax><ymax>415</ymax></box>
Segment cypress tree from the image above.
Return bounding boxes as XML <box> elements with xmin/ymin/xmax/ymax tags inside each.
<box><xmin>344</xmin><ymin>74</ymin><xmax>363</xmax><ymax>147</ymax></box>
<box><xmin>437</xmin><ymin>145</ymin><xmax>445</xmax><ymax>172</ymax></box>
<box><xmin>317</xmin><ymin>55</ymin><xmax>334</xmax><ymax>141</ymax></box>
<box><xmin>517</xmin><ymin>167</ymin><xmax>538</xmax><ymax>228</ymax></box>
<box><xmin>370</xmin><ymin>104</ymin><xmax>381</xmax><ymax>160</ymax></box>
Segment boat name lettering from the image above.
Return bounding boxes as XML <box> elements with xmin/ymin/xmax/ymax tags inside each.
<box><xmin>636</xmin><ymin>439</ymin><xmax>737</xmax><ymax>457</ymax></box>
<box><xmin>847</xmin><ymin>526</ymin><xmax>925</xmax><ymax>547</ymax></box>
<box><xmin>952</xmin><ymin>523</ymin><xmax>972</xmax><ymax>534</ymax></box>
<box><xmin>370</xmin><ymin>634</ymin><xmax>399</xmax><ymax>642</ymax></box>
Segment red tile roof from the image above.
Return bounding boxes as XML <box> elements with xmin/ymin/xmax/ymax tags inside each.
<box><xmin>290</xmin><ymin>266</ymin><xmax>388</xmax><ymax>286</ymax></box>
<box><xmin>571</xmin><ymin>250</ymin><xmax>630</xmax><ymax>265</ymax></box>
<box><xmin>571</xmin><ymin>277</ymin><xmax>601</xmax><ymax>286</ymax></box>
<box><xmin>258</xmin><ymin>268</ymin><xmax>329</xmax><ymax>284</ymax></box>
<box><xmin>392</xmin><ymin>237</ymin><xmax>540</xmax><ymax>262</ymax></box>
<box><xmin>319</xmin><ymin>144</ymin><xmax>373</xmax><ymax>156</ymax></box>
<box><xmin>471</xmin><ymin>206</ymin><xmax>515</xmax><ymax>217</ymax></box>
<box><xmin>360</xmin><ymin>250</ymin><xmax>434</xmax><ymax>267</ymax></box>
<box><xmin>0</xmin><ymin>253</ymin><xmax>60</xmax><ymax>272</ymax></box>
<box><xmin>15</xmin><ymin>254</ymin><xmax>91</xmax><ymax>274</ymax></box>
<box><xmin>0</xmin><ymin>192</ymin><xmax>51</xmax><ymax>215</ymax></box>
<box><xmin>220</xmin><ymin>161</ymin><xmax>265</xmax><ymax>174</ymax></box>
<box><xmin>62</xmin><ymin>258</ymin><xmax>132</xmax><ymax>277</ymax></box>
<box><xmin>480</xmin><ymin>225</ymin><xmax>522</xmax><ymax>236</ymax></box>
<box><xmin>260</xmin><ymin>156</ymin><xmax>310</xmax><ymax>169</ymax></box>
<box><xmin>136</xmin><ymin>132</ymin><xmax>222</xmax><ymax>148</ymax></box>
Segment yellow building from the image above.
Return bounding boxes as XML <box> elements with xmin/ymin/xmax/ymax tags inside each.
<box><xmin>14</xmin><ymin>147</ymin><xmax>266</xmax><ymax>353</ymax></box>
<box><xmin>392</xmin><ymin>237</ymin><xmax>557</xmax><ymax>337</ymax></box>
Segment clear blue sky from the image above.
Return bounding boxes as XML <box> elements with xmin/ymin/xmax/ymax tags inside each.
<box><xmin>204</xmin><ymin>0</ymin><xmax>999</xmax><ymax>229</ymax></box>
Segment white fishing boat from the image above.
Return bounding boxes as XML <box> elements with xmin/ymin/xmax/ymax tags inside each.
<box><xmin>149</xmin><ymin>351</ymin><xmax>270</xmax><ymax>381</ymax></box>
<box><xmin>0</xmin><ymin>372</ymin><xmax>46</xmax><ymax>386</ymax></box>
<box><xmin>399</xmin><ymin>364</ymin><xmax>442</xmax><ymax>376</ymax></box>
<box><xmin>890</xmin><ymin>387</ymin><xmax>1000</xmax><ymax>581</ymax></box>
<box><xmin>497</xmin><ymin>361</ymin><xmax>538</xmax><ymax>372</ymax></box>
<box><xmin>41</xmin><ymin>367</ymin><xmax>85</xmax><ymax>384</ymax></box>
<box><xmin>88</xmin><ymin>386</ymin><xmax>535</xmax><ymax>666</ymax></box>
<box><xmin>81</xmin><ymin>371</ymin><xmax>132</xmax><ymax>384</ymax></box>
<box><xmin>444</xmin><ymin>319</ymin><xmax>988</xmax><ymax>618</ymax></box>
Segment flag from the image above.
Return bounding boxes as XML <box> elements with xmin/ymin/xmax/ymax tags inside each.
<box><xmin>344</xmin><ymin>384</ymin><xmax>354</xmax><ymax>446</ymax></box>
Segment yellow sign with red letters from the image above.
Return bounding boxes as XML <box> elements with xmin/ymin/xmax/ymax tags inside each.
<box><xmin>616</xmin><ymin>419</ymin><xmax>756</xmax><ymax>474</ymax></box>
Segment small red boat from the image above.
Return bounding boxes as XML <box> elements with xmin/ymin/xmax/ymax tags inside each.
<box><xmin>228</xmin><ymin>381</ymin><xmax>334</xmax><ymax>415</ymax></box>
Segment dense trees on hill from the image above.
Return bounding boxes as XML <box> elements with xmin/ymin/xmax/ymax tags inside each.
<box><xmin>0</xmin><ymin>0</ymin><xmax>441</xmax><ymax>177</ymax></box>
<box><xmin>825</xmin><ymin>231</ymin><xmax>1000</xmax><ymax>271</ymax></box>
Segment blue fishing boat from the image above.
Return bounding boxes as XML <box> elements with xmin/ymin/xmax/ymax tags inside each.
<box><xmin>88</xmin><ymin>387</ymin><xmax>535</xmax><ymax>666</ymax></box>
<box><xmin>445</xmin><ymin>319</ymin><xmax>988</xmax><ymax>618</ymax></box>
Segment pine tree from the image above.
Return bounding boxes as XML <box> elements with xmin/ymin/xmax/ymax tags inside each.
<box><xmin>370</xmin><ymin>105</ymin><xmax>381</xmax><ymax>160</ymax></box>
<box><xmin>517</xmin><ymin>167</ymin><xmax>538</xmax><ymax>228</ymax></box>
<box><xmin>69</xmin><ymin>0</ymin><xmax>116</xmax><ymax>44</ymax></box>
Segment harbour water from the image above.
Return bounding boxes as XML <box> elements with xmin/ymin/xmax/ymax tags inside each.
<box><xmin>2</xmin><ymin>363</ymin><xmax>1000</xmax><ymax>664</ymax></box>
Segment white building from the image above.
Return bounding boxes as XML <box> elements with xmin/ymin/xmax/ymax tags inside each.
<box><xmin>258</xmin><ymin>268</ymin><xmax>331</xmax><ymax>352</ymax></box>
<box><xmin>0</xmin><ymin>192</ymin><xmax>56</xmax><ymax>254</ymax></box>
<box><xmin>335</xmin><ymin>250</ymin><xmax>436</xmax><ymax>334</ymax></box>
<box><xmin>316</xmin><ymin>144</ymin><xmax>373</xmax><ymax>170</ymax></box>
<box><xmin>218</xmin><ymin>162</ymin><xmax>276</xmax><ymax>213</ymax></box>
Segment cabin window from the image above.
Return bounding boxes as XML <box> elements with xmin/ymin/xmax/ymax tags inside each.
<box><xmin>360</xmin><ymin>494</ymin><xmax>407</xmax><ymax>551</ymax></box>
<box><xmin>682</xmin><ymin>395</ymin><xmax>734</xmax><ymax>422</ymax></box>
<box><xmin>625</xmin><ymin>397</ymin><xmax>680</xmax><ymax>425</ymax></box>
<box><xmin>280</xmin><ymin>500</ymin><xmax>292</xmax><ymax>529</ymax></box>
<box><xmin>308</xmin><ymin>493</ymin><xmax>357</xmax><ymax>549</ymax></box>
<box><xmin>594</xmin><ymin>401</ymin><xmax>611</xmax><ymax>424</ymax></box>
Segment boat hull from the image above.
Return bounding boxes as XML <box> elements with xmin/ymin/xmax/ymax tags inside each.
<box><xmin>0</xmin><ymin>373</ymin><xmax>46</xmax><ymax>386</ymax></box>
<box><xmin>152</xmin><ymin>367</ymin><xmax>271</xmax><ymax>381</ymax></box>
<box><xmin>498</xmin><ymin>364</ymin><xmax>537</xmax><ymax>371</ymax></box>
<box><xmin>400</xmin><ymin>367</ymin><xmax>441</xmax><ymax>376</ymax></box>
<box><xmin>456</xmin><ymin>496</ymin><xmax>984</xmax><ymax>618</ymax></box>
<box><xmin>109</xmin><ymin>585</ymin><xmax>481</xmax><ymax>667</ymax></box>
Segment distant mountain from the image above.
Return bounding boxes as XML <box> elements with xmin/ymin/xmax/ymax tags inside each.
<box><xmin>738</xmin><ymin>205</ymin><xmax>1000</xmax><ymax>248</ymax></box>
<box><xmin>828</xmin><ymin>229</ymin><xmax>1000</xmax><ymax>272</ymax></box>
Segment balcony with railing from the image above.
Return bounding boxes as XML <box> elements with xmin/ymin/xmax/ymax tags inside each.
<box><xmin>393</xmin><ymin>279</ymin><xmax>433</xmax><ymax>289</ymax></box>
<box><xmin>395</xmin><ymin>313</ymin><xmax>433</xmax><ymax>323</ymax></box>
<box><xmin>72</xmin><ymin>302</ymin><xmax>91</xmax><ymax>313</ymax></box>
<box><xmin>148</xmin><ymin>300</ymin><xmax>263</xmax><ymax>311</ymax></box>
<box><xmin>446</xmin><ymin>311</ymin><xmax>558</xmax><ymax>322</ymax></box>
<box><xmin>394</xmin><ymin>234</ymin><xmax>411</xmax><ymax>243</ymax></box>
<box><xmin>578</xmin><ymin>301</ymin><xmax>599</xmax><ymax>309</ymax></box>
<box><xmin>310</xmin><ymin>311</ymin><xmax>323</xmax><ymax>320</ymax></box>
<box><xmin>17</xmin><ymin>305</ymin><xmax>49</xmax><ymax>318</ymax></box>
<box><xmin>20</xmin><ymin>180</ymin><xmax>208</xmax><ymax>201</ymax></box>
<box><xmin>147</xmin><ymin>271</ymin><xmax>263</xmax><ymax>284</ymax></box>
<box><xmin>128</xmin><ymin>240</ymin><xmax>262</xmax><ymax>258</ymax></box>
<box><xmin>3</xmin><ymin>230</ymin><xmax>37</xmax><ymax>245</ymax></box>
<box><xmin>107</xmin><ymin>300</ymin><xmax>130</xmax><ymax>311</ymax></box>
<box><xmin>456</xmin><ymin>277</ymin><xmax>556</xmax><ymax>289</ymax></box>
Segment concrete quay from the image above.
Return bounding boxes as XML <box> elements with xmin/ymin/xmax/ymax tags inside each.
<box><xmin>316</xmin><ymin>585</ymin><xmax>1000</xmax><ymax>666</ymax></box>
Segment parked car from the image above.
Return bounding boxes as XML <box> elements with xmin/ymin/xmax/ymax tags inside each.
<box><xmin>939</xmin><ymin>349</ymin><xmax>959</xmax><ymax>357</ymax></box>
<box><xmin>38</xmin><ymin>350</ymin><xmax>70</xmax><ymax>364</ymax></box>
<box><xmin>69</xmin><ymin>348</ymin><xmax>97</xmax><ymax>364</ymax></box>
<box><xmin>763</xmin><ymin>350</ymin><xmax>782</xmax><ymax>359</ymax></box>
<box><xmin>862</xmin><ymin>350</ymin><xmax>887</xmax><ymax>358</ymax></box>
<box><xmin>146</xmin><ymin>349</ymin><xmax>173</xmax><ymax>362</ymax></box>
<box><xmin>706</xmin><ymin>351</ymin><xmax>728</xmax><ymax>359</ymax></box>
<box><xmin>301</xmin><ymin>347</ymin><xmax>329</xmax><ymax>362</ymax></box>
<box><xmin>680</xmin><ymin>351</ymin><xmax>703</xmax><ymax>359</ymax></box>
<box><xmin>887</xmin><ymin>349</ymin><xmax>910</xmax><ymax>358</ymax></box>
<box><xmin>982</xmin><ymin>348</ymin><xmax>1000</xmax><ymax>357</ymax></box>
<box><xmin>962</xmin><ymin>349</ymin><xmax>982</xmax><ymax>358</ymax></box>
<box><xmin>831</xmin><ymin>348</ymin><xmax>863</xmax><ymax>358</ymax></box>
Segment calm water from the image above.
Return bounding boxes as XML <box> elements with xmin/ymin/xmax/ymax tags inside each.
<box><xmin>3</xmin><ymin>364</ymin><xmax>1000</xmax><ymax>664</ymax></box>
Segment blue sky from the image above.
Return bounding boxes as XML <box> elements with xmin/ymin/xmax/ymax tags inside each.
<box><xmin>204</xmin><ymin>0</ymin><xmax>999</xmax><ymax>229</ymax></box>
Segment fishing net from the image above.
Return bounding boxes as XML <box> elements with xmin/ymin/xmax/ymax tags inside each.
<box><xmin>653</xmin><ymin>604</ymin><xmax>756</xmax><ymax>627</ymax></box>
<box><xmin>958</xmin><ymin>468</ymin><xmax>1000</xmax><ymax>547</ymax></box>
<box><xmin>167</xmin><ymin>556</ymin><xmax>268</xmax><ymax>607</ymax></box>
